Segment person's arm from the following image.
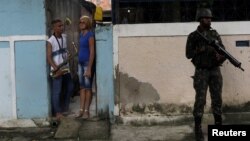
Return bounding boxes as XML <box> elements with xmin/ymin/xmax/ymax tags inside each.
<box><xmin>215</xmin><ymin>32</ymin><xmax>226</xmax><ymax>63</ymax></box>
<box><xmin>84</xmin><ymin>36</ymin><xmax>95</xmax><ymax>77</ymax></box>
<box><xmin>46</xmin><ymin>41</ymin><xmax>58</xmax><ymax>70</ymax></box>
<box><xmin>186</xmin><ymin>34</ymin><xmax>196</xmax><ymax>59</ymax></box>
<box><xmin>216</xmin><ymin>33</ymin><xmax>225</xmax><ymax>49</ymax></box>
<box><xmin>47</xmin><ymin>41</ymin><xmax>65</xmax><ymax>77</ymax></box>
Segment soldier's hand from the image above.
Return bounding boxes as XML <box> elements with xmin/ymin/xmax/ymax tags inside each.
<box><xmin>216</xmin><ymin>53</ymin><xmax>226</xmax><ymax>62</ymax></box>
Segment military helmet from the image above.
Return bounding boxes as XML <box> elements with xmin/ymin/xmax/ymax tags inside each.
<box><xmin>196</xmin><ymin>8</ymin><xmax>213</xmax><ymax>21</ymax></box>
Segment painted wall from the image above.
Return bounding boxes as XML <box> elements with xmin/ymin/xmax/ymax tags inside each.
<box><xmin>95</xmin><ymin>25</ymin><xmax>114</xmax><ymax>120</ymax></box>
<box><xmin>0</xmin><ymin>0</ymin><xmax>48</xmax><ymax>119</ymax></box>
<box><xmin>113</xmin><ymin>22</ymin><xmax>250</xmax><ymax>116</ymax></box>
<box><xmin>0</xmin><ymin>42</ymin><xmax>12</xmax><ymax>119</ymax></box>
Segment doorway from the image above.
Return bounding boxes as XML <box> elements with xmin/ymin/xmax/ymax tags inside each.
<box><xmin>45</xmin><ymin>0</ymin><xmax>97</xmax><ymax>118</ymax></box>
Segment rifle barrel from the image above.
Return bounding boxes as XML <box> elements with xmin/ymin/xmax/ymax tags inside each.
<box><xmin>196</xmin><ymin>30</ymin><xmax>244</xmax><ymax>71</ymax></box>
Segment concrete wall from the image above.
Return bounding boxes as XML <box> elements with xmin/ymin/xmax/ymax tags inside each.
<box><xmin>95</xmin><ymin>26</ymin><xmax>114</xmax><ymax>120</ymax></box>
<box><xmin>113</xmin><ymin>22</ymin><xmax>250</xmax><ymax>116</ymax></box>
<box><xmin>0</xmin><ymin>0</ymin><xmax>48</xmax><ymax>119</ymax></box>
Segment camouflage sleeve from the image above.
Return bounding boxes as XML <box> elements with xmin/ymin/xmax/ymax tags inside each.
<box><xmin>214</xmin><ymin>30</ymin><xmax>225</xmax><ymax>49</ymax></box>
<box><xmin>186</xmin><ymin>33</ymin><xmax>196</xmax><ymax>59</ymax></box>
<box><xmin>214</xmin><ymin>30</ymin><xmax>227</xmax><ymax>64</ymax></box>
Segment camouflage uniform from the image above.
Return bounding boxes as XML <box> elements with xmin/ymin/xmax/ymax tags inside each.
<box><xmin>186</xmin><ymin>26</ymin><xmax>226</xmax><ymax>123</ymax></box>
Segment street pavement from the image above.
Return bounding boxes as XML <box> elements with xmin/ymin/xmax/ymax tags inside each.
<box><xmin>1</xmin><ymin>113</ymin><xmax>250</xmax><ymax>141</ymax></box>
<box><xmin>0</xmin><ymin>117</ymin><xmax>196</xmax><ymax>141</ymax></box>
<box><xmin>1</xmin><ymin>96</ymin><xmax>249</xmax><ymax>141</ymax></box>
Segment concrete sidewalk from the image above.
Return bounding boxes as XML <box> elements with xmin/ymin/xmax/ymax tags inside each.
<box><xmin>0</xmin><ymin>118</ymin><xmax>196</xmax><ymax>141</ymax></box>
<box><xmin>0</xmin><ymin>112</ymin><xmax>250</xmax><ymax>141</ymax></box>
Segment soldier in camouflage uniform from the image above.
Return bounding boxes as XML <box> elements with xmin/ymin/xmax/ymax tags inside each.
<box><xmin>185</xmin><ymin>8</ymin><xmax>226</xmax><ymax>141</ymax></box>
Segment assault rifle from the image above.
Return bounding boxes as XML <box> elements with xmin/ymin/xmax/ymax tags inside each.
<box><xmin>196</xmin><ymin>30</ymin><xmax>244</xmax><ymax>71</ymax></box>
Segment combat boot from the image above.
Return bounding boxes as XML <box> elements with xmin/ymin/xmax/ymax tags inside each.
<box><xmin>194</xmin><ymin>117</ymin><xmax>204</xmax><ymax>141</ymax></box>
<box><xmin>214</xmin><ymin>114</ymin><xmax>222</xmax><ymax>125</ymax></box>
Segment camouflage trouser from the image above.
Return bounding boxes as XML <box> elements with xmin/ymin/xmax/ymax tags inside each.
<box><xmin>193</xmin><ymin>67</ymin><xmax>223</xmax><ymax>118</ymax></box>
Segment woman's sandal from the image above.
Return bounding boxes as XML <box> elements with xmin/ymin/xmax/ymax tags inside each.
<box><xmin>75</xmin><ymin>109</ymin><xmax>84</xmax><ymax>118</ymax></box>
<box><xmin>82</xmin><ymin>109</ymin><xmax>89</xmax><ymax>119</ymax></box>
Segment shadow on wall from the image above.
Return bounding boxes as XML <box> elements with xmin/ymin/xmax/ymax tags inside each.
<box><xmin>119</xmin><ymin>72</ymin><xmax>160</xmax><ymax>114</ymax></box>
<box><xmin>118</xmin><ymin>72</ymin><xmax>194</xmax><ymax>115</ymax></box>
<box><xmin>119</xmin><ymin>72</ymin><xmax>160</xmax><ymax>104</ymax></box>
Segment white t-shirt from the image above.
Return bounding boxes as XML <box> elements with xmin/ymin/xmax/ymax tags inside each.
<box><xmin>47</xmin><ymin>34</ymin><xmax>68</xmax><ymax>70</ymax></box>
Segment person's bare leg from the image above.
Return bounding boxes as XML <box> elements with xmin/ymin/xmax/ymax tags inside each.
<box><xmin>76</xmin><ymin>88</ymin><xmax>86</xmax><ymax>117</ymax></box>
<box><xmin>83</xmin><ymin>89</ymin><xmax>92</xmax><ymax>119</ymax></box>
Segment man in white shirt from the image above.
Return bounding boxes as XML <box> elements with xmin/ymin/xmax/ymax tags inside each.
<box><xmin>47</xmin><ymin>19</ymin><xmax>74</xmax><ymax>120</ymax></box>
